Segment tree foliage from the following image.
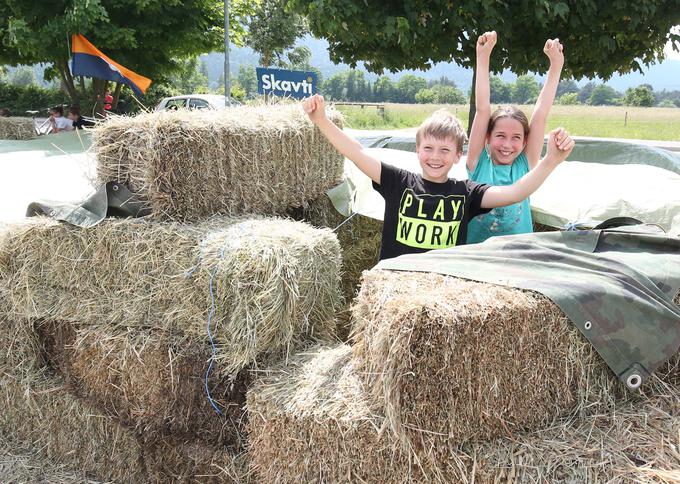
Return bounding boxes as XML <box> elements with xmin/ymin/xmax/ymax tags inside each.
<box><xmin>489</xmin><ymin>76</ymin><xmax>511</xmax><ymax>103</ymax></box>
<box><xmin>0</xmin><ymin>0</ymin><xmax>251</xmax><ymax>104</ymax></box>
<box><xmin>246</xmin><ymin>0</ymin><xmax>307</xmax><ymax>67</ymax></box>
<box><xmin>511</xmin><ymin>75</ymin><xmax>540</xmax><ymax>104</ymax></box>
<box><xmin>588</xmin><ymin>84</ymin><xmax>620</xmax><ymax>105</ymax></box>
<box><xmin>290</xmin><ymin>0</ymin><xmax>680</xmax><ymax>80</ymax></box>
<box><xmin>623</xmin><ymin>85</ymin><xmax>655</xmax><ymax>106</ymax></box>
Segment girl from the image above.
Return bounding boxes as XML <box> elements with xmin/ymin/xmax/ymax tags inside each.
<box><xmin>466</xmin><ymin>31</ymin><xmax>567</xmax><ymax>243</ymax></box>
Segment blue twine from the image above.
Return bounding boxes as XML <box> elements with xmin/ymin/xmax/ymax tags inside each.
<box><xmin>203</xmin><ymin>243</ymin><xmax>230</xmax><ymax>416</ymax></box>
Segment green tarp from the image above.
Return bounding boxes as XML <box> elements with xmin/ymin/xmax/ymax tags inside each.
<box><xmin>377</xmin><ymin>226</ymin><xmax>680</xmax><ymax>389</ymax></box>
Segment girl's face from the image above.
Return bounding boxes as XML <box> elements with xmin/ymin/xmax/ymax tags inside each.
<box><xmin>487</xmin><ymin>117</ymin><xmax>526</xmax><ymax>165</ymax></box>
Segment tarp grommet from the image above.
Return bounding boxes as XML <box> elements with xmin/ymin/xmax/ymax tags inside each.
<box><xmin>626</xmin><ymin>374</ymin><xmax>642</xmax><ymax>390</ymax></box>
<box><xmin>584</xmin><ymin>321</ymin><xmax>592</xmax><ymax>330</ymax></box>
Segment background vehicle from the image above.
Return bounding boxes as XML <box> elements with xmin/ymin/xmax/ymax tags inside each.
<box><xmin>154</xmin><ymin>94</ymin><xmax>241</xmax><ymax>111</ymax></box>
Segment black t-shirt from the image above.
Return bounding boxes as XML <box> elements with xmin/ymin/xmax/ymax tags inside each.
<box><xmin>373</xmin><ymin>162</ymin><xmax>491</xmax><ymax>260</ymax></box>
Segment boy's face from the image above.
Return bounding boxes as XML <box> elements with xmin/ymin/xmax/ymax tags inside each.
<box><xmin>416</xmin><ymin>135</ymin><xmax>462</xmax><ymax>183</ymax></box>
<box><xmin>487</xmin><ymin>117</ymin><xmax>526</xmax><ymax>165</ymax></box>
<box><xmin>67</xmin><ymin>112</ymin><xmax>77</xmax><ymax>121</ymax></box>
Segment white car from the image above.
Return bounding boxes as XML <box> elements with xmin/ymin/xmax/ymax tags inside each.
<box><xmin>154</xmin><ymin>94</ymin><xmax>241</xmax><ymax>111</ymax></box>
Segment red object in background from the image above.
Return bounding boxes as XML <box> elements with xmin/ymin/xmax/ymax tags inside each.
<box><xmin>104</xmin><ymin>92</ymin><xmax>113</xmax><ymax>111</ymax></box>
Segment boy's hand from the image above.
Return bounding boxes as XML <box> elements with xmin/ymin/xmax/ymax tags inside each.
<box><xmin>476</xmin><ymin>31</ymin><xmax>497</xmax><ymax>58</ymax></box>
<box><xmin>543</xmin><ymin>38</ymin><xmax>564</xmax><ymax>67</ymax></box>
<box><xmin>302</xmin><ymin>94</ymin><xmax>327</xmax><ymax>124</ymax></box>
<box><xmin>545</xmin><ymin>127</ymin><xmax>574</xmax><ymax>165</ymax></box>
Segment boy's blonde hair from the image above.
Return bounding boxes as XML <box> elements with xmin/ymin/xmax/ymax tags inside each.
<box><xmin>415</xmin><ymin>109</ymin><xmax>467</xmax><ymax>152</ymax></box>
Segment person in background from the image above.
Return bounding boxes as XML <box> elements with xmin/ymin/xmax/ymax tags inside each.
<box><xmin>67</xmin><ymin>105</ymin><xmax>94</xmax><ymax>129</ymax></box>
<box><xmin>49</xmin><ymin>105</ymin><xmax>74</xmax><ymax>133</ymax></box>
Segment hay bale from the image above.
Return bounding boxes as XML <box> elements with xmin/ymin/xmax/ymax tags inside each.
<box><xmin>0</xmin><ymin>442</ymin><xmax>91</xmax><ymax>483</ymax></box>
<box><xmin>246</xmin><ymin>344</ymin><xmax>680</xmax><ymax>483</ymax></box>
<box><xmin>289</xmin><ymin>194</ymin><xmax>382</xmax><ymax>334</ymax></box>
<box><xmin>1</xmin><ymin>216</ymin><xmax>341</xmax><ymax>375</ymax></box>
<box><xmin>40</xmin><ymin>321</ymin><xmax>250</xmax><ymax>448</ymax></box>
<box><xmin>351</xmin><ymin>270</ymin><xmax>677</xmax><ymax>450</ymax></box>
<box><xmin>93</xmin><ymin>105</ymin><xmax>344</xmax><ymax>220</ymax></box>
<box><xmin>0</xmin><ymin>117</ymin><xmax>36</xmax><ymax>140</ymax></box>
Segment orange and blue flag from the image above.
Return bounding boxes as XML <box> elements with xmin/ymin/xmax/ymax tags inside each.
<box><xmin>71</xmin><ymin>34</ymin><xmax>151</xmax><ymax>97</ymax></box>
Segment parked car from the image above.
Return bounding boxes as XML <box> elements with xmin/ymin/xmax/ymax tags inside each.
<box><xmin>154</xmin><ymin>94</ymin><xmax>241</xmax><ymax>111</ymax></box>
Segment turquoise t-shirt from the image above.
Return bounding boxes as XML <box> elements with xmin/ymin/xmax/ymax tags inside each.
<box><xmin>466</xmin><ymin>147</ymin><xmax>533</xmax><ymax>244</ymax></box>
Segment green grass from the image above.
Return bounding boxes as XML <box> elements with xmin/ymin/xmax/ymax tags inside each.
<box><xmin>336</xmin><ymin>103</ymin><xmax>680</xmax><ymax>141</ymax></box>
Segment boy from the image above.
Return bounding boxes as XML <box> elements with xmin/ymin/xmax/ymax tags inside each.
<box><xmin>67</xmin><ymin>105</ymin><xmax>94</xmax><ymax>129</ymax></box>
<box><xmin>49</xmin><ymin>105</ymin><xmax>74</xmax><ymax>133</ymax></box>
<box><xmin>302</xmin><ymin>95</ymin><xmax>574</xmax><ymax>260</ymax></box>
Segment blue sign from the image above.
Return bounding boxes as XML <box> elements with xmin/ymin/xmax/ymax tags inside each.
<box><xmin>257</xmin><ymin>67</ymin><xmax>317</xmax><ymax>99</ymax></box>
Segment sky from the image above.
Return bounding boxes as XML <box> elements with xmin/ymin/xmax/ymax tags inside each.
<box><xmin>665</xmin><ymin>27</ymin><xmax>680</xmax><ymax>60</ymax></box>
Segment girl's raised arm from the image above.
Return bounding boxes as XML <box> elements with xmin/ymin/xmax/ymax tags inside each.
<box><xmin>524</xmin><ymin>38</ymin><xmax>564</xmax><ymax>169</ymax></box>
<box><xmin>467</xmin><ymin>31</ymin><xmax>496</xmax><ymax>172</ymax></box>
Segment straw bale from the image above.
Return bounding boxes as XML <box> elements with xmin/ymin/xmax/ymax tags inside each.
<box><xmin>247</xmin><ymin>344</ymin><xmax>680</xmax><ymax>483</ymax></box>
<box><xmin>1</xmin><ymin>216</ymin><xmax>341</xmax><ymax>375</ymax></box>
<box><xmin>290</xmin><ymin>194</ymin><xmax>382</xmax><ymax>334</ymax></box>
<box><xmin>141</xmin><ymin>438</ymin><xmax>250</xmax><ymax>483</ymax></box>
<box><xmin>0</xmin><ymin>442</ymin><xmax>94</xmax><ymax>483</ymax></box>
<box><xmin>93</xmin><ymin>105</ymin><xmax>344</xmax><ymax>220</ymax></box>
<box><xmin>0</xmin><ymin>117</ymin><xmax>36</xmax><ymax>140</ymax></box>
<box><xmin>40</xmin><ymin>321</ymin><xmax>250</xmax><ymax>448</ymax></box>
<box><xmin>351</xmin><ymin>270</ymin><xmax>678</xmax><ymax>450</ymax></box>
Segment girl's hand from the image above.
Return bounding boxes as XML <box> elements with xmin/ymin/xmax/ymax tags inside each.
<box><xmin>476</xmin><ymin>31</ymin><xmax>497</xmax><ymax>58</ymax></box>
<box><xmin>545</xmin><ymin>127</ymin><xmax>574</xmax><ymax>164</ymax></box>
<box><xmin>543</xmin><ymin>38</ymin><xmax>564</xmax><ymax>67</ymax></box>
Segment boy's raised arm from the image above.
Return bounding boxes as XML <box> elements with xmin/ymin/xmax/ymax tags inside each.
<box><xmin>467</xmin><ymin>31</ymin><xmax>496</xmax><ymax>172</ymax></box>
<box><xmin>524</xmin><ymin>38</ymin><xmax>564</xmax><ymax>168</ymax></box>
<box><xmin>481</xmin><ymin>127</ymin><xmax>574</xmax><ymax>209</ymax></box>
<box><xmin>302</xmin><ymin>94</ymin><xmax>382</xmax><ymax>184</ymax></box>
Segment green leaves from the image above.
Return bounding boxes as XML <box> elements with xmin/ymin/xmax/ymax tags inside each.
<box><xmin>289</xmin><ymin>0</ymin><xmax>680</xmax><ymax>80</ymax></box>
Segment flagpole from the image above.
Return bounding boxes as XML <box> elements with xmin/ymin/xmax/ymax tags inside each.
<box><xmin>224</xmin><ymin>0</ymin><xmax>231</xmax><ymax>105</ymax></box>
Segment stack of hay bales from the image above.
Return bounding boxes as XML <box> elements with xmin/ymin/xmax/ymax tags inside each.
<box><xmin>247</xmin><ymin>269</ymin><xmax>680</xmax><ymax>482</ymax></box>
<box><xmin>93</xmin><ymin>105</ymin><xmax>344</xmax><ymax>219</ymax></box>
<box><xmin>0</xmin><ymin>116</ymin><xmax>36</xmax><ymax>140</ymax></box>
<box><xmin>0</xmin><ymin>104</ymin><xmax>349</xmax><ymax>480</ymax></box>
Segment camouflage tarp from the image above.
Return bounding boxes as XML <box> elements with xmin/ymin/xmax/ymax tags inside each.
<box><xmin>377</xmin><ymin>226</ymin><xmax>680</xmax><ymax>389</ymax></box>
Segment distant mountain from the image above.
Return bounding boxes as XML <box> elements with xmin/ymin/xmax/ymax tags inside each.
<box><xmin>203</xmin><ymin>35</ymin><xmax>680</xmax><ymax>93</ymax></box>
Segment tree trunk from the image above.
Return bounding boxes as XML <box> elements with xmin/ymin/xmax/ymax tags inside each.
<box><xmin>79</xmin><ymin>76</ymin><xmax>86</xmax><ymax>97</ymax></box>
<box><xmin>112</xmin><ymin>82</ymin><xmax>122</xmax><ymax>110</ymax></box>
<box><xmin>93</xmin><ymin>78</ymin><xmax>108</xmax><ymax>116</ymax></box>
<box><xmin>467</xmin><ymin>64</ymin><xmax>476</xmax><ymax>137</ymax></box>
<box><xmin>58</xmin><ymin>60</ymin><xmax>79</xmax><ymax>104</ymax></box>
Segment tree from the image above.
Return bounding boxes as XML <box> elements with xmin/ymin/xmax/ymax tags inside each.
<box><xmin>432</xmin><ymin>84</ymin><xmax>466</xmax><ymax>104</ymax></box>
<box><xmin>9</xmin><ymin>66</ymin><xmax>36</xmax><ymax>87</ymax></box>
<box><xmin>396</xmin><ymin>74</ymin><xmax>427</xmax><ymax>103</ymax></box>
<box><xmin>556</xmin><ymin>79</ymin><xmax>579</xmax><ymax>97</ymax></box>
<box><xmin>170</xmin><ymin>57</ymin><xmax>209</xmax><ymax>94</ymax></box>
<box><xmin>323</xmin><ymin>71</ymin><xmax>348</xmax><ymax>100</ymax></box>
<box><xmin>578</xmin><ymin>82</ymin><xmax>597</xmax><ymax>104</ymax></box>
<box><xmin>237</xmin><ymin>65</ymin><xmax>258</xmax><ymax>98</ymax></box>
<box><xmin>290</xmin><ymin>0</ymin><xmax>680</xmax><ymax>123</ymax></box>
<box><xmin>657</xmin><ymin>99</ymin><xmax>677</xmax><ymax>108</ymax></box>
<box><xmin>511</xmin><ymin>75</ymin><xmax>540</xmax><ymax>104</ymax></box>
<box><xmin>556</xmin><ymin>92</ymin><xmax>579</xmax><ymax>105</ymax></box>
<box><xmin>415</xmin><ymin>88</ymin><xmax>437</xmax><ymax>104</ymax></box>
<box><xmin>246</xmin><ymin>0</ymin><xmax>307</xmax><ymax>67</ymax></box>
<box><xmin>0</xmin><ymin>1</ymin><xmax>251</xmax><ymax>107</ymax></box>
<box><xmin>373</xmin><ymin>75</ymin><xmax>398</xmax><ymax>102</ymax></box>
<box><xmin>623</xmin><ymin>85</ymin><xmax>655</xmax><ymax>107</ymax></box>
<box><xmin>588</xmin><ymin>84</ymin><xmax>620</xmax><ymax>105</ymax></box>
<box><xmin>489</xmin><ymin>76</ymin><xmax>511</xmax><ymax>103</ymax></box>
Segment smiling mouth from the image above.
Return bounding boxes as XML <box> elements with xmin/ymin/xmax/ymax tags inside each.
<box><xmin>426</xmin><ymin>162</ymin><xmax>444</xmax><ymax>169</ymax></box>
<box><xmin>498</xmin><ymin>150</ymin><xmax>513</xmax><ymax>157</ymax></box>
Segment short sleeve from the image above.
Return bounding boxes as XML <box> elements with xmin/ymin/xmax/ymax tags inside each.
<box><xmin>372</xmin><ymin>162</ymin><xmax>408</xmax><ymax>198</ymax></box>
<box><xmin>466</xmin><ymin>180</ymin><xmax>492</xmax><ymax>218</ymax></box>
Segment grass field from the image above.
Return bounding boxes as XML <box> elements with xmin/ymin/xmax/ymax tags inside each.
<box><xmin>336</xmin><ymin>103</ymin><xmax>680</xmax><ymax>141</ymax></box>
